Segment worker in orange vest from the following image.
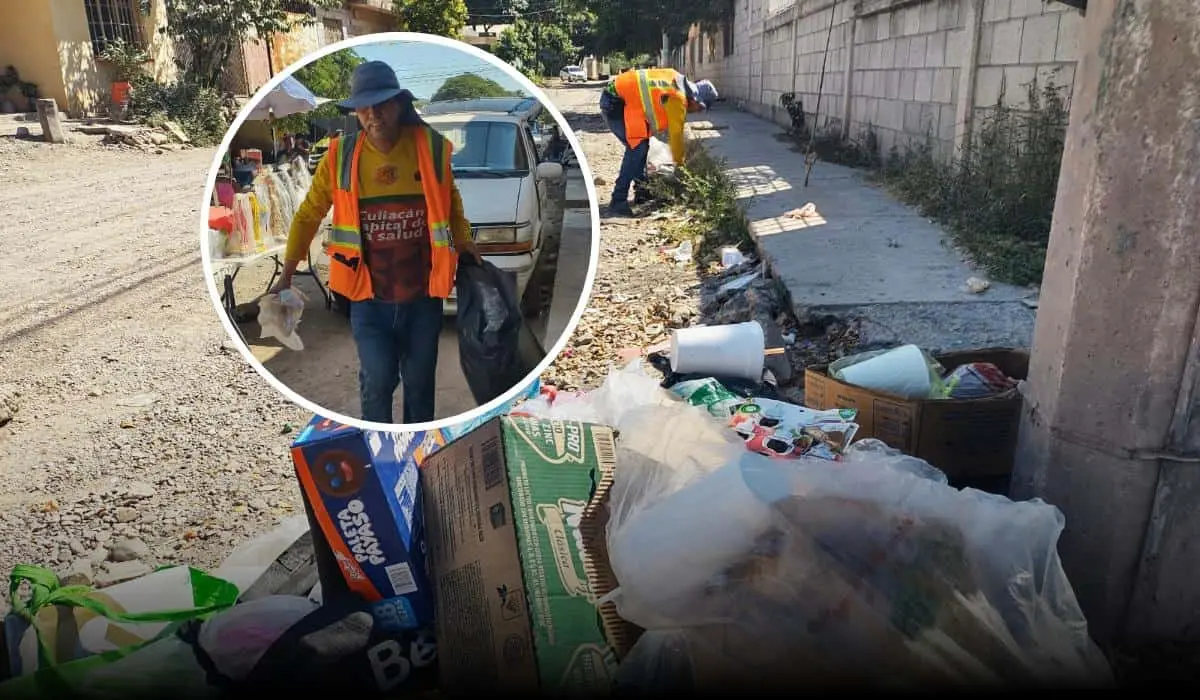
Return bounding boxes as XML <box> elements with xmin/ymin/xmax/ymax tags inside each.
<box><xmin>598</xmin><ymin>67</ymin><xmax>714</xmax><ymax>216</ymax></box>
<box><xmin>272</xmin><ymin>61</ymin><xmax>482</xmax><ymax>425</ymax></box>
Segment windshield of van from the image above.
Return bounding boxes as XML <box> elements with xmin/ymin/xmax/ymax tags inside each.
<box><xmin>435</xmin><ymin>121</ymin><xmax>528</xmax><ymax>178</ymax></box>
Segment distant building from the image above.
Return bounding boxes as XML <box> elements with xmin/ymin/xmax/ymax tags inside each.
<box><xmin>0</xmin><ymin>0</ymin><xmax>178</xmax><ymax>117</ymax></box>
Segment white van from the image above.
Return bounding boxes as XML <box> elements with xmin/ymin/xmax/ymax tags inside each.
<box><xmin>420</xmin><ymin>97</ymin><xmax>565</xmax><ymax>315</ymax></box>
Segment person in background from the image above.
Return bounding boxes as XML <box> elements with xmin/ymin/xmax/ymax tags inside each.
<box><xmin>271</xmin><ymin>61</ymin><xmax>482</xmax><ymax>425</ymax></box>
<box><xmin>598</xmin><ymin>68</ymin><xmax>715</xmax><ymax>216</ymax></box>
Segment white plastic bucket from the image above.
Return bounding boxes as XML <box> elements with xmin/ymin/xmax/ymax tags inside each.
<box><xmin>838</xmin><ymin>343</ymin><xmax>931</xmax><ymax>398</ymax></box>
<box><xmin>670</xmin><ymin>321</ymin><xmax>765</xmax><ymax>381</ymax></box>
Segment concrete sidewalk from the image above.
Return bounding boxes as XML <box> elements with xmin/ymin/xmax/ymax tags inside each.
<box><xmin>692</xmin><ymin>106</ymin><xmax>1036</xmax><ymax>352</ymax></box>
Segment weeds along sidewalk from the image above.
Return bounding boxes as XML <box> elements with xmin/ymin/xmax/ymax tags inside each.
<box><xmin>683</xmin><ymin>106</ymin><xmax>1037</xmax><ymax>354</ymax></box>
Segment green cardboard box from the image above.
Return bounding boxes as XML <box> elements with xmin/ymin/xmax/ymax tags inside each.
<box><xmin>421</xmin><ymin>415</ymin><xmax>619</xmax><ymax>695</ymax></box>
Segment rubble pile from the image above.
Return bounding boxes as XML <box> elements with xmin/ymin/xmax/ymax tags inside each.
<box><xmin>76</xmin><ymin>121</ymin><xmax>191</xmax><ymax>153</ymax></box>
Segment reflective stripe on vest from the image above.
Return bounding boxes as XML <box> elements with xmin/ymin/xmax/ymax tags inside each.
<box><xmin>613</xmin><ymin>68</ymin><xmax>686</xmax><ymax>149</ymax></box>
<box><xmin>325</xmin><ymin>129</ymin><xmax>459</xmax><ymax>301</ymax></box>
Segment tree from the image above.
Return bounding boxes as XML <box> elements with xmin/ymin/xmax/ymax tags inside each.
<box><xmin>393</xmin><ymin>0</ymin><xmax>469</xmax><ymax>38</ymax></box>
<box><xmin>465</xmin><ymin>0</ymin><xmax>527</xmax><ymax>35</ymax></box>
<box><xmin>495</xmin><ymin>18</ymin><xmax>577</xmax><ymax>78</ymax></box>
<box><xmin>430</xmin><ymin>73</ymin><xmax>518</xmax><ymax>101</ymax></box>
<box><xmin>273</xmin><ymin>48</ymin><xmax>364</xmax><ymax>134</ymax></box>
<box><xmin>590</xmin><ymin>0</ymin><xmax>734</xmax><ymax>56</ymax></box>
<box><xmin>148</xmin><ymin>0</ymin><xmax>344</xmax><ymax>89</ymax></box>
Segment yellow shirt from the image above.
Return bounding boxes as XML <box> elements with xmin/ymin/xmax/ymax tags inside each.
<box><xmin>663</xmin><ymin>94</ymin><xmax>687</xmax><ymax>165</ymax></box>
<box><xmin>285</xmin><ymin>128</ymin><xmax>473</xmax><ymax>264</ymax></box>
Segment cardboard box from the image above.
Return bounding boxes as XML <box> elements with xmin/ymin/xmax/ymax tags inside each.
<box><xmin>421</xmin><ymin>416</ymin><xmax>620</xmax><ymax>694</ymax></box>
<box><xmin>804</xmin><ymin>348</ymin><xmax>1029</xmax><ymax>484</ymax></box>
<box><xmin>291</xmin><ymin>416</ymin><xmax>448</xmax><ymax>631</ymax></box>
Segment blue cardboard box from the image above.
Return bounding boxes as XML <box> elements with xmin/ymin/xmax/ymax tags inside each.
<box><xmin>291</xmin><ymin>417</ymin><xmax>447</xmax><ymax>631</ymax></box>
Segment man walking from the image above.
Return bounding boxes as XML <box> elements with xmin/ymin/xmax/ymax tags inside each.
<box><xmin>272</xmin><ymin>61</ymin><xmax>482</xmax><ymax>425</ymax></box>
<box><xmin>598</xmin><ymin>67</ymin><xmax>715</xmax><ymax>216</ymax></box>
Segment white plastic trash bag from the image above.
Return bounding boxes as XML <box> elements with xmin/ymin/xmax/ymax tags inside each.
<box><xmin>647</xmin><ymin>136</ymin><xmax>675</xmax><ymax>174</ymax></box>
<box><xmin>257</xmin><ymin>287</ymin><xmax>307</xmax><ymax>351</ymax></box>
<box><xmin>601</xmin><ymin>407</ymin><xmax>1114</xmax><ymax>690</ymax></box>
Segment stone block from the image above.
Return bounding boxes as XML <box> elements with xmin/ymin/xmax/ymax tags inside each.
<box><xmin>1020</xmin><ymin>13</ymin><xmax>1061</xmax><ymax>63</ymax></box>
<box><xmin>914</xmin><ymin>69</ymin><xmax>934</xmax><ymax>102</ymax></box>
<box><xmin>901</xmin><ymin>101</ymin><xmax>921</xmax><ymax>133</ymax></box>
<box><xmin>920</xmin><ymin>102</ymin><xmax>939</xmax><ymax>133</ymax></box>
<box><xmin>990</xmin><ymin>18</ymin><xmax>1024</xmax><ymax>64</ymax></box>
<box><xmin>920</xmin><ymin>0</ymin><xmax>939</xmax><ymax>33</ymax></box>
<box><xmin>903</xmin><ymin>5</ymin><xmax>921</xmax><ymax>35</ymax></box>
<box><xmin>938</xmin><ymin>0</ymin><xmax>963</xmax><ymax>30</ymax></box>
<box><xmin>1036</xmin><ymin>63</ymin><xmax>1073</xmax><ymax>94</ymax></box>
<box><xmin>983</xmin><ymin>0</ymin><xmax>1011</xmax><ymax>23</ymax></box>
<box><xmin>933</xmin><ymin>67</ymin><xmax>955</xmax><ymax>103</ymax></box>
<box><xmin>899</xmin><ymin>69</ymin><xmax>918</xmax><ymax>100</ymax></box>
<box><xmin>1056</xmin><ymin>9</ymin><xmax>1082</xmax><ymax>62</ymax></box>
<box><xmin>880</xmin><ymin>98</ymin><xmax>905</xmax><ymax>130</ymax></box>
<box><xmin>886</xmin><ymin>70</ymin><xmax>901</xmax><ymax>99</ymax></box>
<box><xmin>974</xmin><ymin>65</ymin><xmax>1006</xmax><ymax>106</ymax></box>
<box><xmin>977</xmin><ymin>23</ymin><xmax>995</xmax><ymax>63</ymax></box>
<box><xmin>880</xmin><ymin>37</ymin><xmax>897</xmax><ymax>67</ymax></box>
<box><xmin>1009</xmin><ymin>0</ymin><xmax>1045</xmax><ymax>18</ymax></box>
<box><xmin>1003</xmin><ymin>65</ymin><xmax>1038</xmax><ymax>107</ymax></box>
<box><xmin>908</xmin><ymin>34</ymin><xmax>927</xmax><ymax>67</ymax></box>
<box><xmin>945</xmin><ymin>27</ymin><xmax>969</xmax><ymax>66</ymax></box>
<box><xmin>877</xmin><ymin>12</ymin><xmax>891</xmax><ymax>40</ymax></box>
<box><xmin>926</xmin><ymin>30</ymin><xmax>947</xmax><ymax>67</ymax></box>
<box><xmin>36</xmin><ymin>99</ymin><xmax>65</xmax><ymax>144</ymax></box>
<box><xmin>939</xmin><ymin>103</ymin><xmax>958</xmax><ymax>141</ymax></box>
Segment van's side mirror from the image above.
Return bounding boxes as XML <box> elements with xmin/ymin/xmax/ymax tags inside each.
<box><xmin>535</xmin><ymin>162</ymin><xmax>564</xmax><ymax>181</ymax></box>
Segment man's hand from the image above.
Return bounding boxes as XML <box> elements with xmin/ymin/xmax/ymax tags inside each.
<box><xmin>459</xmin><ymin>239</ymin><xmax>483</xmax><ymax>265</ymax></box>
<box><xmin>268</xmin><ymin>276</ymin><xmax>292</xmax><ymax>296</ymax></box>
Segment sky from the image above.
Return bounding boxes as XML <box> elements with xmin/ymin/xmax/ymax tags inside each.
<box><xmin>353</xmin><ymin>40</ymin><xmax>527</xmax><ymax>100</ymax></box>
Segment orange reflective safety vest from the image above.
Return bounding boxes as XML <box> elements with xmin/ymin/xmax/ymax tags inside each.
<box><xmin>325</xmin><ymin>128</ymin><xmax>458</xmax><ymax>302</ymax></box>
<box><xmin>612</xmin><ymin>68</ymin><xmax>689</xmax><ymax>150</ymax></box>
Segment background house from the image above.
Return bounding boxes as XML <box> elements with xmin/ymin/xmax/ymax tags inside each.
<box><xmin>0</xmin><ymin>0</ymin><xmax>177</xmax><ymax>117</ymax></box>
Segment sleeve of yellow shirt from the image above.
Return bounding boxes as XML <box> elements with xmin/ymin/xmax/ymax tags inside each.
<box><xmin>284</xmin><ymin>149</ymin><xmax>334</xmax><ymax>263</ymax></box>
<box><xmin>665</xmin><ymin>96</ymin><xmax>688</xmax><ymax>166</ymax></box>
<box><xmin>448</xmin><ymin>179</ymin><xmax>473</xmax><ymax>249</ymax></box>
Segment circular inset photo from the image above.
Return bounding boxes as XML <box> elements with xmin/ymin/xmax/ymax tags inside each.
<box><xmin>201</xmin><ymin>33</ymin><xmax>599</xmax><ymax>431</ymax></box>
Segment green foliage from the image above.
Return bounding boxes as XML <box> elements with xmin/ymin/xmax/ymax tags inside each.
<box><xmin>495</xmin><ymin>18</ymin><xmax>577</xmax><ymax>78</ymax></box>
<box><xmin>591</xmin><ymin>0</ymin><xmax>733</xmax><ymax>55</ymax></box>
<box><xmin>431</xmin><ymin>73</ymin><xmax>518</xmax><ymax>101</ymax></box>
<box><xmin>272</xmin><ymin>49</ymin><xmax>363</xmax><ymax>134</ymax></box>
<box><xmin>148</xmin><ymin>0</ymin><xmax>344</xmax><ymax>88</ymax></box>
<box><xmin>650</xmin><ymin>142</ymin><xmax>750</xmax><ymax>262</ymax></box>
<box><xmin>97</xmin><ymin>38</ymin><xmax>150</xmax><ymax>82</ymax></box>
<box><xmin>465</xmin><ymin>0</ymin><xmax>526</xmax><ymax>33</ymax></box>
<box><xmin>875</xmin><ymin>77</ymin><xmax>1069</xmax><ymax>286</ymax></box>
<box><xmin>126</xmin><ymin>74</ymin><xmax>229</xmax><ymax>146</ymax></box>
<box><xmin>393</xmin><ymin>0</ymin><xmax>469</xmax><ymax>37</ymax></box>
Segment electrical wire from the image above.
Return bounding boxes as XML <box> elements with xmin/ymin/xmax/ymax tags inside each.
<box><xmin>804</xmin><ymin>0</ymin><xmax>838</xmax><ymax>188</ymax></box>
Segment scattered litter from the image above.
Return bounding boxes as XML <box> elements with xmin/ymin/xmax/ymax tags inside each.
<box><xmin>783</xmin><ymin>202</ymin><xmax>819</xmax><ymax>219</ymax></box>
<box><xmin>663</xmin><ymin>240</ymin><xmax>693</xmax><ymax>263</ymax></box>
<box><xmin>256</xmin><ymin>287</ymin><xmax>308</xmax><ymax>351</ymax></box>
<box><xmin>720</xmin><ymin>246</ymin><xmax>746</xmax><ymax>268</ymax></box>
<box><xmin>831</xmin><ymin>344</ymin><xmax>943</xmax><ymax>399</ymax></box>
<box><xmin>717</xmin><ymin>269</ymin><xmax>760</xmax><ymax>294</ymax></box>
<box><xmin>965</xmin><ymin>276</ymin><xmax>991</xmax><ymax>294</ymax></box>
<box><xmin>937</xmin><ymin>362</ymin><xmax>1019</xmax><ymax>399</ymax></box>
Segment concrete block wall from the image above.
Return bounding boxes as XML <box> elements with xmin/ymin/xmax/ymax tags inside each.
<box><xmin>677</xmin><ymin>0</ymin><xmax>1081</xmax><ymax>159</ymax></box>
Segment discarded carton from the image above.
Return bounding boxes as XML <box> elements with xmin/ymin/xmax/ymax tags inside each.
<box><xmin>804</xmin><ymin>348</ymin><xmax>1028</xmax><ymax>486</ymax></box>
<box><xmin>290</xmin><ymin>416</ymin><xmax>447</xmax><ymax>631</ymax></box>
<box><xmin>421</xmin><ymin>416</ymin><xmax>620</xmax><ymax>695</ymax></box>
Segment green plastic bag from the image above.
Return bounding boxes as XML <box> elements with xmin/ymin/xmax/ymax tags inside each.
<box><xmin>0</xmin><ymin>563</ymin><xmax>239</xmax><ymax>699</ymax></box>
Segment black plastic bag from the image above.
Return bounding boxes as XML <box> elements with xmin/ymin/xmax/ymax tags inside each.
<box><xmin>455</xmin><ymin>257</ymin><xmax>528</xmax><ymax>406</ymax></box>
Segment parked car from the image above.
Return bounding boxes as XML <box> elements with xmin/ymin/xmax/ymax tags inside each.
<box><xmin>419</xmin><ymin>97</ymin><xmax>566</xmax><ymax>316</ymax></box>
<box><xmin>559</xmin><ymin>65</ymin><xmax>587</xmax><ymax>83</ymax></box>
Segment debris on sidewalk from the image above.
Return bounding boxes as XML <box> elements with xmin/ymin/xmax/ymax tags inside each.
<box><xmin>965</xmin><ymin>276</ymin><xmax>992</xmax><ymax>294</ymax></box>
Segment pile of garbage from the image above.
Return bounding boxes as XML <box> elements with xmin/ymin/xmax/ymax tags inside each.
<box><xmin>73</xmin><ymin>122</ymin><xmax>191</xmax><ymax>152</ymax></box>
<box><xmin>0</xmin><ymin>355</ymin><xmax>1114</xmax><ymax>696</ymax></box>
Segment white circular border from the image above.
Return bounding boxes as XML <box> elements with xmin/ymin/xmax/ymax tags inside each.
<box><xmin>199</xmin><ymin>31</ymin><xmax>602</xmax><ymax>434</ymax></box>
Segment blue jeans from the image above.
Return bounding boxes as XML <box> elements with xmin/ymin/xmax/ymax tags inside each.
<box><xmin>349</xmin><ymin>297</ymin><xmax>442</xmax><ymax>424</ymax></box>
<box><xmin>599</xmin><ymin>92</ymin><xmax>649</xmax><ymax>206</ymax></box>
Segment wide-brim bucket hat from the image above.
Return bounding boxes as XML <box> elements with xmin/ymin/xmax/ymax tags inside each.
<box><xmin>337</xmin><ymin>60</ymin><xmax>415</xmax><ymax>112</ymax></box>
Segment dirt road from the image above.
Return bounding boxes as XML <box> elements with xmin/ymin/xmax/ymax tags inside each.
<box><xmin>0</xmin><ymin>137</ymin><xmax>313</xmax><ymax>590</ymax></box>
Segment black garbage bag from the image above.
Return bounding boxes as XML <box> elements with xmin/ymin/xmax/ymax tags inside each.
<box><xmin>647</xmin><ymin>351</ymin><xmax>782</xmax><ymax>401</ymax></box>
<box><xmin>455</xmin><ymin>257</ymin><xmax>529</xmax><ymax>405</ymax></box>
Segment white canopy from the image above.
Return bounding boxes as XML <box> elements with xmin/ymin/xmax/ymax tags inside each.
<box><xmin>246</xmin><ymin>76</ymin><xmax>330</xmax><ymax>121</ymax></box>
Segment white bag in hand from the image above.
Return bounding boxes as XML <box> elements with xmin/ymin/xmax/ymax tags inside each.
<box><xmin>257</xmin><ymin>287</ymin><xmax>308</xmax><ymax>351</ymax></box>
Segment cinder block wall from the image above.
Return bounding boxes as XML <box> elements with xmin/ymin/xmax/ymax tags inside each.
<box><xmin>677</xmin><ymin>0</ymin><xmax>1081</xmax><ymax>159</ymax></box>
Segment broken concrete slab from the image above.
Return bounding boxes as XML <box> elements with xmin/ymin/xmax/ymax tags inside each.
<box><xmin>35</xmin><ymin>98</ymin><xmax>65</xmax><ymax>144</ymax></box>
<box><xmin>695</xmin><ymin>108</ymin><xmax>1035</xmax><ymax>351</ymax></box>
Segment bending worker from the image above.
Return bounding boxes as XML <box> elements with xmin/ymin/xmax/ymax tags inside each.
<box><xmin>272</xmin><ymin>60</ymin><xmax>482</xmax><ymax>425</ymax></box>
<box><xmin>598</xmin><ymin>67</ymin><xmax>715</xmax><ymax>216</ymax></box>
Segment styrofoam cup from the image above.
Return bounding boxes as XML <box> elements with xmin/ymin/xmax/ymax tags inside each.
<box><xmin>670</xmin><ymin>321</ymin><xmax>765</xmax><ymax>381</ymax></box>
<box><xmin>838</xmin><ymin>343</ymin><xmax>932</xmax><ymax>398</ymax></box>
